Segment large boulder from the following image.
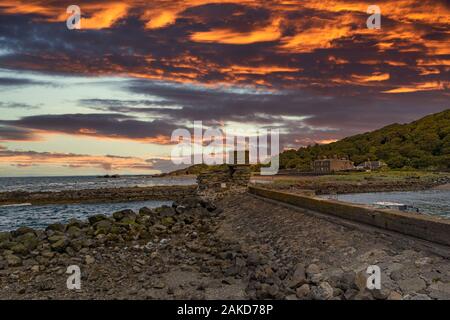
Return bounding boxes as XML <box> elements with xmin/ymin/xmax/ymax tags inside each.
<box><xmin>88</xmin><ymin>214</ymin><xmax>108</xmax><ymax>225</ymax></box>
<box><xmin>5</xmin><ymin>254</ymin><xmax>22</xmax><ymax>267</ymax></box>
<box><xmin>0</xmin><ymin>232</ymin><xmax>11</xmax><ymax>249</ymax></box>
<box><xmin>66</xmin><ymin>218</ymin><xmax>86</xmax><ymax>229</ymax></box>
<box><xmin>158</xmin><ymin>206</ymin><xmax>176</xmax><ymax>217</ymax></box>
<box><xmin>50</xmin><ymin>238</ymin><xmax>68</xmax><ymax>252</ymax></box>
<box><xmin>66</xmin><ymin>226</ymin><xmax>82</xmax><ymax>238</ymax></box>
<box><xmin>16</xmin><ymin>232</ymin><xmax>39</xmax><ymax>251</ymax></box>
<box><xmin>11</xmin><ymin>243</ymin><xmax>28</xmax><ymax>255</ymax></box>
<box><xmin>11</xmin><ymin>226</ymin><xmax>35</xmax><ymax>237</ymax></box>
<box><xmin>139</xmin><ymin>207</ymin><xmax>155</xmax><ymax>216</ymax></box>
<box><xmin>288</xmin><ymin>263</ymin><xmax>307</xmax><ymax>288</ymax></box>
<box><xmin>311</xmin><ymin>282</ymin><xmax>334</xmax><ymax>300</ymax></box>
<box><xmin>113</xmin><ymin>209</ymin><xmax>137</xmax><ymax>224</ymax></box>
<box><xmin>93</xmin><ymin>219</ymin><xmax>113</xmax><ymax>235</ymax></box>
<box><xmin>45</xmin><ymin>223</ymin><xmax>65</xmax><ymax>233</ymax></box>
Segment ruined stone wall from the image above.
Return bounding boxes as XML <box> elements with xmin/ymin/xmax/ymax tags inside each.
<box><xmin>197</xmin><ymin>165</ymin><xmax>251</xmax><ymax>199</ymax></box>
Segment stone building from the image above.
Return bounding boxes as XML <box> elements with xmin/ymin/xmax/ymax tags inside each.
<box><xmin>312</xmin><ymin>158</ymin><xmax>355</xmax><ymax>173</ymax></box>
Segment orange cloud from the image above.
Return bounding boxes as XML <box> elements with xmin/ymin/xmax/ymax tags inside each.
<box><xmin>352</xmin><ymin>73</ymin><xmax>390</xmax><ymax>83</ymax></box>
<box><xmin>220</xmin><ymin>65</ymin><xmax>301</xmax><ymax>75</ymax></box>
<box><xmin>190</xmin><ymin>19</ymin><xmax>282</xmax><ymax>44</ymax></box>
<box><xmin>144</xmin><ymin>10</ymin><xmax>177</xmax><ymax>29</ymax></box>
<box><xmin>383</xmin><ymin>81</ymin><xmax>448</xmax><ymax>93</ymax></box>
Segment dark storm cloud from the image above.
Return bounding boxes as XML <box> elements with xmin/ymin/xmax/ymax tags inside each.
<box><xmin>0</xmin><ymin>113</ymin><xmax>178</xmax><ymax>142</ymax></box>
<box><xmin>0</xmin><ymin>126</ymin><xmax>35</xmax><ymax>141</ymax></box>
<box><xmin>0</xmin><ymin>77</ymin><xmax>47</xmax><ymax>87</ymax></box>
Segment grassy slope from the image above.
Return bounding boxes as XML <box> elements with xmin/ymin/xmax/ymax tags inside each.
<box><xmin>279</xmin><ymin>109</ymin><xmax>450</xmax><ymax>170</ymax></box>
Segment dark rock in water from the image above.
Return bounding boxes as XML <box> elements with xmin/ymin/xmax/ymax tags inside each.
<box><xmin>88</xmin><ymin>214</ymin><xmax>108</xmax><ymax>225</ymax></box>
<box><xmin>139</xmin><ymin>207</ymin><xmax>155</xmax><ymax>216</ymax></box>
<box><xmin>11</xmin><ymin>226</ymin><xmax>35</xmax><ymax>237</ymax></box>
<box><xmin>45</xmin><ymin>223</ymin><xmax>65</xmax><ymax>233</ymax></box>
<box><xmin>113</xmin><ymin>209</ymin><xmax>136</xmax><ymax>222</ymax></box>
<box><xmin>66</xmin><ymin>218</ymin><xmax>86</xmax><ymax>229</ymax></box>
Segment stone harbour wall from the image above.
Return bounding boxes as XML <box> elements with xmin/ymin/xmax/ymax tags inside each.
<box><xmin>249</xmin><ymin>186</ymin><xmax>450</xmax><ymax>247</ymax></box>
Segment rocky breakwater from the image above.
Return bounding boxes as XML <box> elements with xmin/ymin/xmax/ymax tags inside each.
<box><xmin>0</xmin><ymin>185</ymin><xmax>197</xmax><ymax>205</ymax></box>
<box><xmin>0</xmin><ymin>197</ymin><xmax>255</xmax><ymax>299</ymax></box>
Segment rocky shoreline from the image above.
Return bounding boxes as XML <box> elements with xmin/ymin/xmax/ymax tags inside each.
<box><xmin>1</xmin><ymin>191</ymin><xmax>449</xmax><ymax>300</ymax></box>
<box><xmin>0</xmin><ymin>185</ymin><xmax>197</xmax><ymax>206</ymax></box>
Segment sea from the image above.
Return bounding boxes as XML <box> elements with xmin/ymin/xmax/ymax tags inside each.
<box><xmin>0</xmin><ymin>175</ymin><xmax>196</xmax><ymax>231</ymax></box>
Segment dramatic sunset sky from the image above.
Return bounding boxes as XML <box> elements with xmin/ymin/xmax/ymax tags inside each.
<box><xmin>0</xmin><ymin>0</ymin><xmax>448</xmax><ymax>176</ymax></box>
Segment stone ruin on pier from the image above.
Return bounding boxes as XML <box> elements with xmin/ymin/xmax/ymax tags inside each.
<box><xmin>196</xmin><ymin>151</ymin><xmax>252</xmax><ymax>198</ymax></box>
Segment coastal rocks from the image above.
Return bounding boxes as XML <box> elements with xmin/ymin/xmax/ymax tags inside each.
<box><xmin>88</xmin><ymin>214</ymin><xmax>108</xmax><ymax>225</ymax></box>
<box><xmin>50</xmin><ymin>238</ymin><xmax>69</xmax><ymax>253</ymax></box>
<box><xmin>11</xmin><ymin>243</ymin><xmax>28</xmax><ymax>255</ymax></box>
<box><xmin>158</xmin><ymin>206</ymin><xmax>176</xmax><ymax>217</ymax></box>
<box><xmin>5</xmin><ymin>254</ymin><xmax>22</xmax><ymax>267</ymax></box>
<box><xmin>398</xmin><ymin>278</ymin><xmax>427</xmax><ymax>293</ymax></box>
<box><xmin>113</xmin><ymin>209</ymin><xmax>137</xmax><ymax>223</ymax></box>
<box><xmin>16</xmin><ymin>232</ymin><xmax>39</xmax><ymax>251</ymax></box>
<box><xmin>85</xmin><ymin>255</ymin><xmax>95</xmax><ymax>265</ymax></box>
<box><xmin>310</xmin><ymin>282</ymin><xmax>334</xmax><ymax>300</ymax></box>
<box><xmin>296</xmin><ymin>284</ymin><xmax>310</xmax><ymax>298</ymax></box>
<box><xmin>66</xmin><ymin>226</ymin><xmax>82</xmax><ymax>238</ymax></box>
<box><xmin>288</xmin><ymin>263</ymin><xmax>307</xmax><ymax>288</ymax></box>
<box><xmin>11</xmin><ymin>226</ymin><xmax>35</xmax><ymax>237</ymax></box>
<box><xmin>93</xmin><ymin>220</ymin><xmax>113</xmax><ymax>235</ymax></box>
<box><xmin>46</xmin><ymin>223</ymin><xmax>65</xmax><ymax>233</ymax></box>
